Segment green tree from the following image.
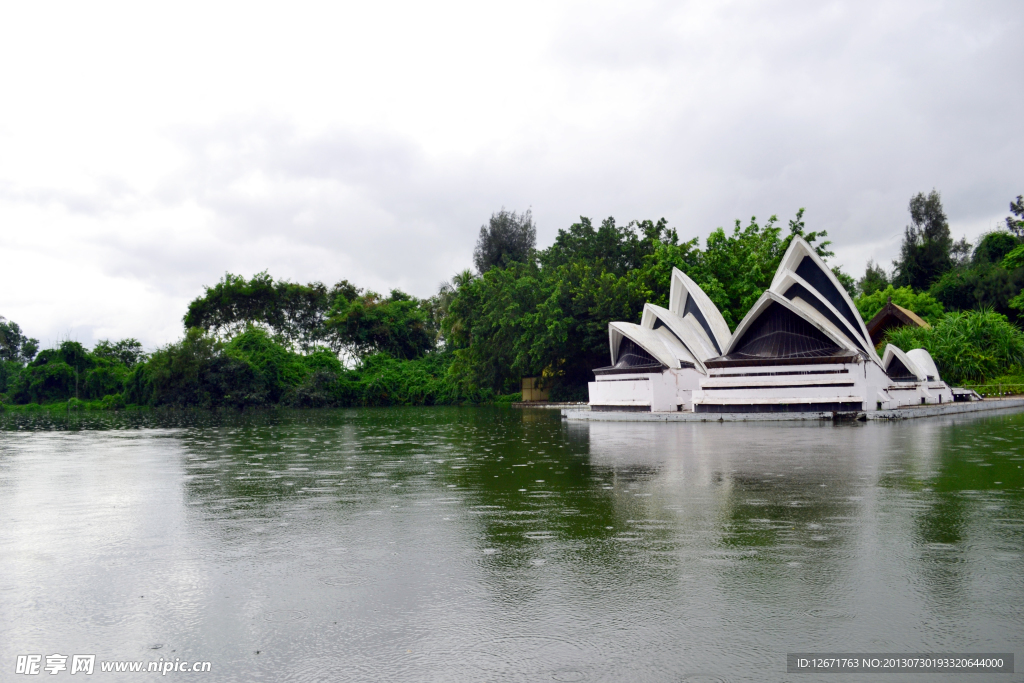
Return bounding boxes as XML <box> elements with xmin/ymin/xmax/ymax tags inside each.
<box><xmin>183</xmin><ymin>272</ymin><xmax>280</xmax><ymax>337</ymax></box>
<box><xmin>858</xmin><ymin>259</ymin><xmax>890</xmax><ymax>296</ymax></box>
<box><xmin>473</xmin><ymin>208</ymin><xmax>537</xmax><ymax>273</ymax></box>
<box><xmin>689</xmin><ymin>209</ymin><xmax>835</xmax><ymax>329</ymax></box>
<box><xmin>224</xmin><ymin>327</ymin><xmax>310</xmax><ymax>402</ymax></box>
<box><xmin>9</xmin><ymin>341</ymin><xmax>94</xmax><ymax>403</ymax></box>
<box><xmin>893</xmin><ymin>190</ymin><xmax>954</xmax><ymax>290</ymax></box>
<box><xmin>444</xmin><ymin>217</ymin><xmax>698</xmax><ymax>395</ymax></box>
<box><xmin>1002</xmin><ymin>243</ymin><xmax>1024</xmax><ymax>312</ymax></box>
<box><xmin>540</xmin><ymin>216</ymin><xmax>675</xmax><ymax>276</ymax></box>
<box><xmin>972</xmin><ymin>231</ymin><xmax>1018</xmax><ymax>265</ymax></box>
<box><xmin>0</xmin><ymin>316</ymin><xmax>39</xmax><ymax>363</ymax></box>
<box><xmin>1006</xmin><ymin>194</ymin><xmax>1024</xmax><ymax>238</ymax></box>
<box><xmin>930</xmin><ymin>266</ymin><xmax>1022</xmax><ymax>318</ymax></box>
<box><xmin>326</xmin><ymin>289</ymin><xmax>433</xmax><ymax>360</ymax></box>
<box><xmin>93</xmin><ymin>338</ymin><xmax>146</xmax><ymax>367</ymax></box>
<box><xmin>125</xmin><ymin>328</ymin><xmax>268</xmax><ymax>408</ymax></box>
<box><xmin>184</xmin><ymin>273</ymin><xmax>359</xmax><ymax>352</ymax></box>
<box><xmin>927</xmin><ymin>231</ymin><xmax>1024</xmax><ymax>320</ymax></box>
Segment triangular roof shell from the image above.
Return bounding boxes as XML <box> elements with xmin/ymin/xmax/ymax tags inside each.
<box><xmin>772</xmin><ymin>268</ymin><xmax>882</xmax><ymax>365</ymax></box>
<box><xmin>882</xmin><ymin>344</ymin><xmax>926</xmax><ymax>381</ymax></box>
<box><xmin>608</xmin><ymin>322</ymin><xmax>691</xmax><ymax>369</ymax></box>
<box><xmin>723</xmin><ymin>290</ymin><xmax>862</xmax><ymax>357</ymax></box>
<box><xmin>668</xmin><ymin>268</ymin><xmax>731</xmax><ymax>354</ymax></box>
<box><xmin>771</xmin><ymin>237</ymin><xmax>875</xmax><ymax>355</ymax></box>
<box><xmin>906</xmin><ymin>348</ymin><xmax>942</xmax><ymax>381</ymax></box>
<box><xmin>640</xmin><ymin>303</ymin><xmax>714</xmax><ymax>373</ymax></box>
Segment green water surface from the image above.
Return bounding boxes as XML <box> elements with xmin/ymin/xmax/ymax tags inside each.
<box><xmin>1</xmin><ymin>407</ymin><xmax>1022</xmax><ymax>682</ymax></box>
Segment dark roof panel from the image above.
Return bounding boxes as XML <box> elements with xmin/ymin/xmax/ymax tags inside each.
<box><xmin>709</xmin><ymin>301</ymin><xmax>856</xmax><ymax>368</ymax></box>
<box><xmin>885</xmin><ymin>355</ymin><xmax>918</xmax><ymax>382</ymax></box>
<box><xmin>795</xmin><ymin>255</ymin><xmax>862</xmax><ymax>334</ymax></box>
<box><xmin>783</xmin><ymin>282</ymin><xmax>868</xmax><ymax>353</ymax></box>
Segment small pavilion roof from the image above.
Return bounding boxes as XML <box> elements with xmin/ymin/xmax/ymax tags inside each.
<box><xmin>865</xmin><ymin>300</ymin><xmax>931</xmax><ymax>346</ymax></box>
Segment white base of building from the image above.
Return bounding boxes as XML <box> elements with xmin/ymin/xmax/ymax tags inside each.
<box><xmin>566</xmin><ymin>397</ymin><xmax>1024</xmax><ymax>422</ymax></box>
<box><xmin>589</xmin><ymin>358</ymin><xmax>963</xmax><ymax>413</ymax></box>
<box><xmin>588</xmin><ymin>367</ymin><xmax>703</xmax><ymax>412</ymax></box>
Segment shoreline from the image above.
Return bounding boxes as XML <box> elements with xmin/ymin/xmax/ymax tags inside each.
<box><xmin>560</xmin><ymin>397</ymin><xmax>1024</xmax><ymax>422</ymax></box>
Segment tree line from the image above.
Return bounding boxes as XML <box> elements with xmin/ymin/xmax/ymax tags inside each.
<box><xmin>2</xmin><ymin>195</ymin><xmax>1023</xmax><ymax>411</ymax></box>
<box><xmin>858</xmin><ymin>190</ymin><xmax>1024</xmax><ymax>323</ymax></box>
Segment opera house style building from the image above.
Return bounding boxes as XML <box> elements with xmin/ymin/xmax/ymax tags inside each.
<box><xmin>589</xmin><ymin>236</ymin><xmax>964</xmax><ymax>413</ymax></box>
<box><xmin>589</xmin><ymin>267</ymin><xmax>732</xmax><ymax>412</ymax></box>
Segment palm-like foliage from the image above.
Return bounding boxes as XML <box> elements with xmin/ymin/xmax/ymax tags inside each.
<box><xmin>884</xmin><ymin>309</ymin><xmax>1024</xmax><ymax>384</ymax></box>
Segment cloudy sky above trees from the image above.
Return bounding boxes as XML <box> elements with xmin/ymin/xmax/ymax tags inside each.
<box><xmin>1</xmin><ymin>0</ymin><xmax>1022</xmax><ymax>349</ymax></box>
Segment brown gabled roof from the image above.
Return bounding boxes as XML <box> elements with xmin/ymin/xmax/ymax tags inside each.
<box><xmin>891</xmin><ymin>303</ymin><xmax>929</xmax><ymax>328</ymax></box>
<box><xmin>865</xmin><ymin>301</ymin><xmax>931</xmax><ymax>345</ymax></box>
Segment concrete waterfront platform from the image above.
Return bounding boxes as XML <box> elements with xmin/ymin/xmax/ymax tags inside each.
<box><xmin>561</xmin><ymin>397</ymin><xmax>1024</xmax><ymax>422</ymax></box>
<box><xmin>512</xmin><ymin>402</ymin><xmax>589</xmax><ymax>409</ymax></box>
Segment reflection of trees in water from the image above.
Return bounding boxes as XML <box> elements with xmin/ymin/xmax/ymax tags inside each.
<box><xmin>877</xmin><ymin>413</ymin><xmax>1024</xmax><ymax>621</ymax></box>
<box><xmin>432</xmin><ymin>412</ymin><xmax>748</xmax><ymax>608</ymax></box>
<box><xmin>159</xmin><ymin>406</ymin><xmax>1024</xmax><ymax>627</ymax></box>
<box><xmin>697</xmin><ymin>424</ymin><xmax>875</xmax><ymax>614</ymax></box>
<box><xmin>178</xmin><ymin>408</ymin><xmax>476</xmax><ymax>523</ymax></box>
<box><xmin>460</xmin><ymin>419</ymin><xmax>879</xmax><ymax>608</ymax></box>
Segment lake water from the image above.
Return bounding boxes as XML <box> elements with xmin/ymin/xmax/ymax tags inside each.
<box><xmin>2</xmin><ymin>407</ymin><xmax>1023</xmax><ymax>682</ymax></box>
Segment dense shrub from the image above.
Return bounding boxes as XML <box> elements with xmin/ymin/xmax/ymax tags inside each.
<box><xmin>224</xmin><ymin>328</ymin><xmax>309</xmax><ymax>402</ymax></box>
<box><xmin>121</xmin><ymin>327</ymin><xmax>485</xmax><ymax>409</ymax></box>
<box><xmin>125</xmin><ymin>329</ymin><xmax>227</xmax><ymax>407</ymax></box>
<box><xmin>355</xmin><ymin>352</ymin><xmax>490</xmax><ymax>406</ymax></box>
<box><xmin>10</xmin><ymin>361</ymin><xmax>77</xmax><ymax>404</ymax></box>
<box><xmin>928</xmin><ymin>263</ymin><xmax>1024</xmax><ymax>320</ymax></box>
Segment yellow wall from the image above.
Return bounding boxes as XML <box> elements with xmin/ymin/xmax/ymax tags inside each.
<box><xmin>521</xmin><ymin>377</ymin><xmax>549</xmax><ymax>402</ymax></box>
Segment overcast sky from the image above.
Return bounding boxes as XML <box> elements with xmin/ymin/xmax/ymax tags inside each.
<box><xmin>1</xmin><ymin>0</ymin><xmax>1022</xmax><ymax>349</ymax></box>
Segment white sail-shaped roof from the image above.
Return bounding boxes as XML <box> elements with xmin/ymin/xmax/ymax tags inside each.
<box><xmin>602</xmin><ymin>270</ymin><xmax>730</xmax><ymax>375</ymax></box>
<box><xmin>882</xmin><ymin>344</ymin><xmax>926</xmax><ymax>381</ymax></box>
<box><xmin>771</xmin><ymin>268</ymin><xmax>875</xmax><ymax>358</ymax></box>
<box><xmin>667</xmin><ymin>268</ymin><xmax>731</xmax><ymax>355</ymax></box>
<box><xmin>770</xmin><ymin>237</ymin><xmax>880</xmax><ymax>364</ymax></box>
<box><xmin>709</xmin><ymin>236</ymin><xmax>879</xmax><ymax>367</ymax></box>
<box><xmin>608</xmin><ymin>322</ymin><xmax>695</xmax><ymax>369</ymax></box>
<box><xmin>906</xmin><ymin>348</ymin><xmax>941</xmax><ymax>381</ymax></box>
<box><xmin>640</xmin><ymin>304</ymin><xmax>719</xmax><ymax>372</ymax></box>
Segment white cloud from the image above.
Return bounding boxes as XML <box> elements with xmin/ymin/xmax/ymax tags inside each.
<box><xmin>0</xmin><ymin>0</ymin><xmax>1021</xmax><ymax>348</ymax></box>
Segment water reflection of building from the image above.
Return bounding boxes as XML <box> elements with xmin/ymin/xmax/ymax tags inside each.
<box><xmin>589</xmin><ymin>237</ymin><xmax>958</xmax><ymax>413</ymax></box>
<box><xmin>577</xmin><ymin>419</ymin><xmax>887</xmax><ymax>618</ymax></box>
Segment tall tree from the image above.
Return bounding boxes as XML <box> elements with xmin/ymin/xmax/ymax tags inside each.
<box><xmin>0</xmin><ymin>317</ymin><xmax>39</xmax><ymax>363</ymax></box>
<box><xmin>692</xmin><ymin>209</ymin><xmax>836</xmax><ymax>328</ymax></box>
<box><xmin>183</xmin><ymin>272</ymin><xmax>281</xmax><ymax>338</ymax></box>
<box><xmin>857</xmin><ymin>259</ymin><xmax>890</xmax><ymax>296</ymax></box>
<box><xmin>473</xmin><ymin>208</ymin><xmax>537</xmax><ymax>273</ymax></box>
<box><xmin>893</xmin><ymin>190</ymin><xmax>954</xmax><ymax>290</ymax></box>
<box><xmin>1006</xmin><ymin>194</ymin><xmax>1024</xmax><ymax>238</ymax></box>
